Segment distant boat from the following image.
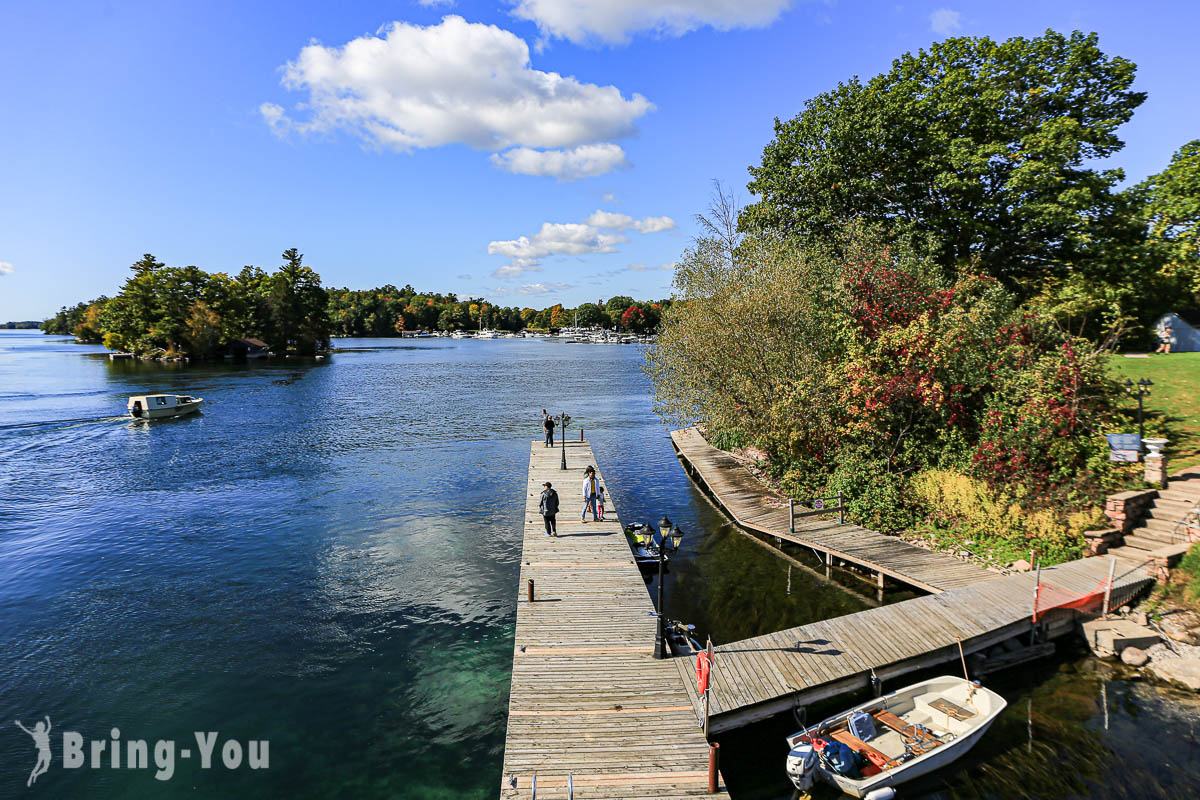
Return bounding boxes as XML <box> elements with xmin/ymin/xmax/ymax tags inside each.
<box><xmin>785</xmin><ymin>675</ymin><xmax>1006</xmax><ymax>798</ymax></box>
<box><xmin>451</xmin><ymin>331</ymin><xmax>469</xmax><ymax>339</ymax></box>
<box><xmin>127</xmin><ymin>394</ymin><xmax>203</xmax><ymax>419</ymax></box>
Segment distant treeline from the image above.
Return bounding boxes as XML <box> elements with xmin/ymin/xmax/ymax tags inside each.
<box><xmin>1</xmin><ymin>320</ymin><xmax>41</xmax><ymax>329</ymax></box>
<box><xmin>40</xmin><ymin>251</ymin><xmax>670</xmax><ymax>358</ymax></box>
<box><xmin>327</xmin><ymin>288</ymin><xmax>667</xmax><ymax>337</ymax></box>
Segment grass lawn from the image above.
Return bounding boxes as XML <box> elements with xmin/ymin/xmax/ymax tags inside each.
<box><xmin>1108</xmin><ymin>352</ymin><xmax>1200</xmax><ymax>471</ymax></box>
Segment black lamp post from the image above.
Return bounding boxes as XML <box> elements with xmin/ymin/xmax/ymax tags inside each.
<box><xmin>654</xmin><ymin>515</ymin><xmax>672</xmax><ymax>659</ymax></box>
<box><xmin>1124</xmin><ymin>379</ymin><xmax>1153</xmax><ymax>446</ymax></box>
<box><xmin>557</xmin><ymin>412</ymin><xmax>571</xmax><ymax>470</ymax></box>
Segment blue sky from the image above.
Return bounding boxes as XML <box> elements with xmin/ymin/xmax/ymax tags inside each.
<box><xmin>1</xmin><ymin>0</ymin><xmax>1198</xmax><ymax>320</ymax></box>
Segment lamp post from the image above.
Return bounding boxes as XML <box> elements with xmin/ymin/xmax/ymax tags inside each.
<box><xmin>1124</xmin><ymin>379</ymin><xmax>1153</xmax><ymax>446</ymax></box>
<box><xmin>652</xmin><ymin>516</ymin><xmax>686</xmax><ymax>660</ymax></box>
<box><xmin>557</xmin><ymin>412</ymin><xmax>571</xmax><ymax>470</ymax></box>
<box><xmin>654</xmin><ymin>515</ymin><xmax>672</xmax><ymax>659</ymax></box>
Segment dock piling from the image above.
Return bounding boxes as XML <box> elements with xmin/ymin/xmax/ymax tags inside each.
<box><xmin>527</xmin><ymin>578</ymin><xmax>534</xmax><ymax>604</ymax></box>
<box><xmin>708</xmin><ymin>743</ymin><xmax>720</xmax><ymax>793</ymax></box>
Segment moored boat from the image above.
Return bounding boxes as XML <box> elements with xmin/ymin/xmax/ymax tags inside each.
<box><xmin>624</xmin><ymin>523</ymin><xmax>668</xmax><ymax>568</ymax></box>
<box><xmin>785</xmin><ymin>675</ymin><xmax>1006</xmax><ymax>798</ymax></box>
<box><xmin>127</xmin><ymin>394</ymin><xmax>203</xmax><ymax>419</ymax></box>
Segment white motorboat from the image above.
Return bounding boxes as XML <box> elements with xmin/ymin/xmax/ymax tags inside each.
<box><xmin>785</xmin><ymin>675</ymin><xmax>1006</xmax><ymax>798</ymax></box>
<box><xmin>127</xmin><ymin>394</ymin><xmax>203</xmax><ymax>419</ymax></box>
<box><xmin>451</xmin><ymin>331</ymin><xmax>469</xmax><ymax>339</ymax></box>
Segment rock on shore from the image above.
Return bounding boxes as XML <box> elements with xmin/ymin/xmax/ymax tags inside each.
<box><xmin>1148</xmin><ymin>658</ymin><xmax>1200</xmax><ymax>692</ymax></box>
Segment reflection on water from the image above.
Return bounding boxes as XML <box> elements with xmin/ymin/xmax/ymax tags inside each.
<box><xmin>2</xmin><ymin>331</ymin><xmax>1198</xmax><ymax>799</ymax></box>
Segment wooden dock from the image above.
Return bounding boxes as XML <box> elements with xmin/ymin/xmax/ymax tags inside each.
<box><xmin>671</xmin><ymin>427</ymin><xmax>997</xmax><ymax>593</ymax></box>
<box><xmin>673</xmin><ymin>556</ymin><xmax>1155</xmax><ymax>734</ymax></box>
<box><xmin>500</xmin><ymin>440</ymin><xmax>729</xmax><ymax>799</ymax></box>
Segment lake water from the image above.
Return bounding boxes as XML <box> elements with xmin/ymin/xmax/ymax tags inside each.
<box><xmin>2</xmin><ymin>330</ymin><xmax>1198</xmax><ymax>799</ymax></box>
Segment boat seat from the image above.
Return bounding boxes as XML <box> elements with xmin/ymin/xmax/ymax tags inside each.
<box><xmin>830</xmin><ymin>730</ymin><xmax>892</xmax><ymax>770</ymax></box>
<box><xmin>873</xmin><ymin>709</ymin><xmax>943</xmax><ymax>755</ymax></box>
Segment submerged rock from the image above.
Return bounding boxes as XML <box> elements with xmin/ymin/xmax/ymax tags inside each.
<box><xmin>1120</xmin><ymin>646</ymin><xmax>1149</xmax><ymax>667</ymax></box>
<box><xmin>1149</xmin><ymin>658</ymin><xmax>1200</xmax><ymax>691</ymax></box>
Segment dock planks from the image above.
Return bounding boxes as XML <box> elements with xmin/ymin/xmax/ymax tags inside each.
<box><xmin>676</xmin><ymin>554</ymin><xmax>1155</xmax><ymax>734</ymax></box>
<box><xmin>671</xmin><ymin>427</ymin><xmax>996</xmax><ymax>593</ymax></box>
<box><xmin>500</xmin><ymin>440</ymin><xmax>729</xmax><ymax>799</ymax></box>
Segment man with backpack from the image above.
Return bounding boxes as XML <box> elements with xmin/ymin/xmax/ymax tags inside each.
<box><xmin>539</xmin><ymin>481</ymin><xmax>560</xmax><ymax>537</ymax></box>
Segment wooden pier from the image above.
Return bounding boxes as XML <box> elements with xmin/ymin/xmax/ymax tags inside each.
<box><xmin>500</xmin><ymin>440</ymin><xmax>729</xmax><ymax>799</ymax></box>
<box><xmin>673</xmin><ymin>556</ymin><xmax>1155</xmax><ymax>734</ymax></box>
<box><xmin>671</xmin><ymin>427</ymin><xmax>997</xmax><ymax>594</ymax></box>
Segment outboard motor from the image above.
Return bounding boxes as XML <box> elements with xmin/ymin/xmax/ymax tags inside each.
<box><xmin>785</xmin><ymin>742</ymin><xmax>817</xmax><ymax>791</ymax></box>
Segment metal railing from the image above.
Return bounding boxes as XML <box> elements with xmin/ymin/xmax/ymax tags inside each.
<box><xmin>1169</xmin><ymin>499</ymin><xmax>1200</xmax><ymax>544</ymax></box>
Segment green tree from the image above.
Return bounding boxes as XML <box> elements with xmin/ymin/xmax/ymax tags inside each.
<box><xmin>272</xmin><ymin>248</ymin><xmax>330</xmax><ymax>354</ymax></box>
<box><xmin>743</xmin><ymin>30</ymin><xmax>1145</xmax><ymax>293</ymax></box>
<box><xmin>574</xmin><ymin>302</ymin><xmax>605</xmax><ymax>327</ymax></box>
<box><xmin>1136</xmin><ymin>139</ymin><xmax>1200</xmax><ymax>304</ymax></box>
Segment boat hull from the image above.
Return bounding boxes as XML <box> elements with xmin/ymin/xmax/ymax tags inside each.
<box><xmin>787</xmin><ymin>676</ymin><xmax>1007</xmax><ymax>798</ymax></box>
<box><xmin>824</xmin><ymin>714</ymin><xmax>999</xmax><ymax>797</ymax></box>
<box><xmin>128</xmin><ymin>400</ymin><xmax>203</xmax><ymax>419</ymax></box>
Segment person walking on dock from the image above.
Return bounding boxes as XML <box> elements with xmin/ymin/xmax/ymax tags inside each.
<box><xmin>539</xmin><ymin>481</ymin><xmax>560</xmax><ymax>536</ymax></box>
<box><xmin>580</xmin><ymin>466</ymin><xmax>600</xmax><ymax>522</ymax></box>
<box><xmin>596</xmin><ymin>484</ymin><xmax>606</xmax><ymax>521</ymax></box>
<box><xmin>543</xmin><ymin>410</ymin><xmax>555</xmax><ymax>447</ymax></box>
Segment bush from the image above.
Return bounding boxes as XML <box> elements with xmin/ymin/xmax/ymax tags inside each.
<box><xmin>911</xmin><ymin>469</ymin><xmax>1096</xmax><ymax>564</ymax></box>
<box><xmin>650</xmin><ymin>225</ymin><xmax>1132</xmax><ymax>547</ymax></box>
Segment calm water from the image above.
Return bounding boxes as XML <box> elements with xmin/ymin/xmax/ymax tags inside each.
<box><xmin>1</xmin><ymin>330</ymin><xmax>1198</xmax><ymax>799</ymax></box>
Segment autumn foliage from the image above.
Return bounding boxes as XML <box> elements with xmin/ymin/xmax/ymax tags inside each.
<box><xmin>648</xmin><ymin>227</ymin><xmax>1130</xmax><ymax>546</ymax></box>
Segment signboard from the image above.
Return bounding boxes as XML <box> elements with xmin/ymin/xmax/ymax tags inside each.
<box><xmin>1109</xmin><ymin>449</ymin><xmax>1140</xmax><ymax>463</ymax></box>
<box><xmin>813</xmin><ymin>498</ymin><xmax>825</xmax><ymax>511</ymax></box>
<box><xmin>1106</xmin><ymin>433</ymin><xmax>1142</xmax><ymax>452</ymax></box>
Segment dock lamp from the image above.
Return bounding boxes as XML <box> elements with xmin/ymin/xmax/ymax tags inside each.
<box><xmin>1124</xmin><ymin>379</ymin><xmax>1153</xmax><ymax>445</ymax></box>
<box><xmin>557</xmin><ymin>412</ymin><xmax>571</xmax><ymax>470</ymax></box>
<box><xmin>653</xmin><ymin>516</ymin><xmax>686</xmax><ymax>659</ymax></box>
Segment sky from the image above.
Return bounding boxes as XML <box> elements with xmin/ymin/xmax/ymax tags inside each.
<box><xmin>1</xmin><ymin>0</ymin><xmax>1199</xmax><ymax>320</ymax></box>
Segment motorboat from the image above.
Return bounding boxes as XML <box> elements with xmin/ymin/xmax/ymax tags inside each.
<box><xmin>127</xmin><ymin>393</ymin><xmax>203</xmax><ymax>419</ymax></box>
<box><xmin>451</xmin><ymin>331</ymin><xmax>469</xmax><ymax>339</ymax></box>
<box><xmin>624</xmin><ymin>523</ymin><xmax>669</xmax><ymax>569</ymax></box>
<box><xmin>666</xmin><ymin>619</ymin><xmax>702</xmax><ymax>657</ymax></box>
<box><xmin>785</xmin><ymin>675</ymin><xmax>1006</xmax><ymax>798</ymax></box>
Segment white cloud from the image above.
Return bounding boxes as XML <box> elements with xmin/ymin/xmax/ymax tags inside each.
<box><xmin>490</xmin><ymin>143</ymin><xmax>629</xmax><ymax>180</ymax></box>
<box><xmin>0</xmin><ymin>261</ymin><xmax>12</xmax><ymax>275</ymax></box>
<box><xmin>602</xmin><ymin>192</ymin><xmax>615</xmax><ymax>202</ymax></box>
<box><xmin>628</xmin><ymin>262</ymin><xmax>676</xmax><ymax>271</ymax></box>
<box><xmin>514</xmin><ymin>281</ymin><xmax>572</xmax><ymax>295</ymax></box>
<box><xmin>417</xmin><ymin>0</ymin><xmax>455</xmax><ymax>6</ymax></box>
<box><xmin>262</xmin><ymin>15</ymin><xmax>651</xmax><ymax>178</ymax></box>
<box><xmin>586</xmin><ymin>210</ymin><xmax>674</xmax><ymax>233</ymax></box>
<box><xmin>511</xmin><ymin>0</ymin><xmax>792</xmax><ymax>45</ymax></box>
<box><xmin>929</xmin><ymin>8</ymin><xmax>961</xmax><ymax>35</ymax></box>
<box><xmin>488</xmin><ymin>210</ymin><xmax>675</xmax><ymax>277</ymax></box>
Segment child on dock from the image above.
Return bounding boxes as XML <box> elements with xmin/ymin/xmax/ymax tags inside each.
<box><xmin>596</xmin><ymin>485</ymin><xmax>606</xmax><ymax>520</ymax></box>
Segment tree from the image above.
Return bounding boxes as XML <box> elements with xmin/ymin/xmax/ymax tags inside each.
<box><xmin>574</xmin><ymin>302</ymin><xmax>605</xmax><ymax>327</ymax></box>
<box><xmin>272</xmin><ymin>248</ymin><xmax>330</xmax><ymax>354</ymax></box>
<box><xmin>604</xmin><ymin>296</ymin><xmax>635</xmax><ymax>323</ymax></box>
<box><xmin>743</xmin><ymin>30</ymin><xmax>1145</xmax><ymax>293</ymax></box>
<box><xmin>1136</xmin><ymin>139</ymin><xmax>1200</xmax><ymax>305</ymax></box>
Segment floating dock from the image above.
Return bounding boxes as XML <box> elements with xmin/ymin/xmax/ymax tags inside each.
<box><xmin>671</xmin><ymin>427</ymin><xmax>997</xmax><ymax>593</ymax></box>
<box><xmin>668</xmin><ymin>428</ymin><xmax>1156</xmax><ymax>734</ymax></box>
<box><xmin>673</xmin><ymin>556</ymin><xmax>1154</xmax><ymax>733</ymax></box>
<box><xmin>500</xmin><ymin>440</ymin><xmax>729</xmax><ymax>799</ymax></box>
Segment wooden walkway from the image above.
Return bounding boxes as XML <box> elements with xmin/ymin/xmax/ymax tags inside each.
<box><xmin>671</xmin><ymin>427</ymin><xmax>996</xmax><ymax>593</ymax></box>
<box><xmin>500</xmin><ymin>440</ymin><xmax>729</xmax><ymax>799</ymax></box>
<box><xmin>673</xmin><ymin>555</ymin><xmax>1154</xmax><ymax>734</ymax></box>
